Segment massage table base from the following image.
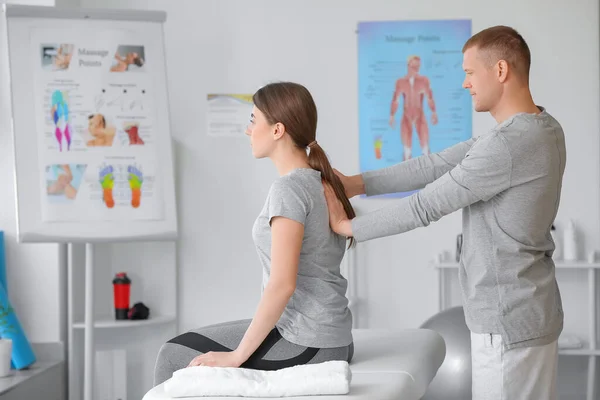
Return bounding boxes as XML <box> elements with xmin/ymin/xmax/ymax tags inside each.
<box><xmin>143</xmin><ymin>328</ymin><xmax>446</xmax><ymax>400</ymax></box>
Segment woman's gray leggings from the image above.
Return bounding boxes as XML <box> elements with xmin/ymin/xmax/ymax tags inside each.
<box><xmin>153</xmin><ymin>319</ymin><xmax>354</xmax><ymax>386</ymax></box>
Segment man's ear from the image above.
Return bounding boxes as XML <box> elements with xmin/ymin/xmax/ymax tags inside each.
<box><xmin>497</xmin><ymin>59</ymin><xmax>508</xmax><ymax>83</ymax></box>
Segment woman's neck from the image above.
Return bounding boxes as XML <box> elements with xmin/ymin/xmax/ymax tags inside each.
<box><xmin>271</xmin><ymin>147</ymin><xmax>311</xmax><ymax>176</ymax></box>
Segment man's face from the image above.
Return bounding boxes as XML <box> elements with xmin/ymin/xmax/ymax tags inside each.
<box><xmin>462</xmin><ymin>47</ymin><xmax>502</xmax><ymax>113</ymax></box>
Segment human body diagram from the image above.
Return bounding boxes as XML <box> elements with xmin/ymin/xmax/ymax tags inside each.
<box><xmin>389</xmin><ymin>55</ymin><xmax>438</xmax><ymax>160</ymax></box>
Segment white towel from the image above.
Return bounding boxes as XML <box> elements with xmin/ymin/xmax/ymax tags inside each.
<box><xmin>164</xmin><ymin>360</ymin><xmax>352</xmax><ymax>398</ymax></box>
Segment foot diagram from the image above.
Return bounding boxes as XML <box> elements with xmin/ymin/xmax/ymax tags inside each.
<box><xmin>51</xmin><ymin>90</ymin><xmax>72</xmax><ymax>151</ymax></box>
<box><xmin>99</xmin><ymin>166</ymin><xmax>115</xmax><ymax>208</ymax></box>
<box><xmin>128</xmin><ymin>165</ymin><xmax>143</xmax><ymax>208</ymax></box>
<box><xmin>374</xmin><ymin>136</ymin><xmax>382</xmax><ymax>160</ymax></box>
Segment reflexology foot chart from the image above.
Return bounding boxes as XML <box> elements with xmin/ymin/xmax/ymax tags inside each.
<box><xmin>97</xmin><ymin>162</ymin><xmax>153</xmax><ymax>211</ymax></box>
<box><xmin>32</xmin><ymin>29</ymin><xmax>164</xmax><ymax>222</ymax></box>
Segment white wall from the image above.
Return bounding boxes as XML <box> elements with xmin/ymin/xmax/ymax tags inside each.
<box><xmin>0</xmin><ymin>0</ymin><xmax>64</xmax><ymax>346</ymax></box>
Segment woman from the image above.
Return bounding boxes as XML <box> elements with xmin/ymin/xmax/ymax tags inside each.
<box><xmin>153</xmin><ymin>82</ymin><xmax>356</xmax><ymax>386</ymax></box>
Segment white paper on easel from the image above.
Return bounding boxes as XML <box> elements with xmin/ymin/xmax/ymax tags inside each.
<box><xmin>5</xmin><ymin>5</ymin><xmax>178</xmax><ymax>243</ymax></box>
<box><xmin>29</xmin><ymin>28</ymin><xmax>165</xmax><ymax>224</ymax></box>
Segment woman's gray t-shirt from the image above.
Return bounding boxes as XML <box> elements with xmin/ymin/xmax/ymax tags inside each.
<box><xmin>252</xmin><ymin>168</ymin><xmax>353</xmax><ymax>348</ymax></box>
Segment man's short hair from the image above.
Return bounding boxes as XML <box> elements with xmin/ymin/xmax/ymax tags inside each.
<box><xmin>463</xmin><ymin>25</ymin><xmax>531</xmax><ymax>81</ymax></box>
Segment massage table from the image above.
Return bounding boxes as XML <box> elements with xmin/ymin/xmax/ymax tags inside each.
<box><xmin>143</xmin><ymin>328</ymin><xmax>446</xmax><ymax>400</ymax></box>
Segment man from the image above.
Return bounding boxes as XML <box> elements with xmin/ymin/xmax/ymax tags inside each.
<box><xmin>389</xmin><ymin>55</ymin><xmax>438</xmax><ymax>160</ymax></box>
<box><xmin>325</xmin><ymin>25</ymin><xmax>565</xmax><ymax>399</ymax></box>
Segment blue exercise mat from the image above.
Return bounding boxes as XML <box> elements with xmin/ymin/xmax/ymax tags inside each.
<box><xmin>0</xmin><ymin>231</ymin><xmax>36</xmax><ymax>369</ymax></box>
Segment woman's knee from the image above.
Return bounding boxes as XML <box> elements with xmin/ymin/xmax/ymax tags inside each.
<box><xmin>155</xmin><ymin>341</ymin><xmax>173</xmax><ymax>366</ymax></box>
<box><xmin>153</xmin><ymin>341</ymin><xmax>197</xmax><ymax>385</ymax></box>
<box><xmin>153</xmin><ymin>342</ymin><xmax>177</xmax><ymax>386</ymax></box>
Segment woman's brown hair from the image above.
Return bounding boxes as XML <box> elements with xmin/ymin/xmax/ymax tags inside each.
<box><xmin>253</xmin><ymin>82</ymin><xmax>356</xmax><ymax>247</ymax></box>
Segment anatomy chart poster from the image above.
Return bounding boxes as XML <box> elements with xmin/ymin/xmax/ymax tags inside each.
<box><xmin>357</xmin><ymin>19</ymin><xmax>472</xmax><ymax>197</ymax></box>
<box><xmin>31</xmin><ymin>29</ymin><xmax>164</xmax><ymax>222</ymax></box>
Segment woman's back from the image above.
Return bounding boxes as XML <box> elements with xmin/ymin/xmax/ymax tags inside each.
<box><xmin>252</xmin><ymin>168</ymin><xmax>353</xmax><ymax>348</ymax></box>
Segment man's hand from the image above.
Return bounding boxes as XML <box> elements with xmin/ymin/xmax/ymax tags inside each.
<box><xmin>333</xmin><ymin>169</ymin><xmax>365</xmax><ymax>199</ymax></box>
<box><xmin>431</xmin><ymin>112</ymin><xmax>438</xmax><ymax>125</ymax></box>
<box><xmin>323</xmin><ymin>182</ymin><xmax>353</xmax><ymax>237</ymax></box>
<box><xmin>187</xmin><ymin>350</ymin><xmax>245</xmax><ymax>368</ymax></box>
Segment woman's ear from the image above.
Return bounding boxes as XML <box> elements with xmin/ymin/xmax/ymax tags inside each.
<box><xmin>273</xmin><ymin>122</ymin><xmax>286</xmax><ymax>141</ymax></box>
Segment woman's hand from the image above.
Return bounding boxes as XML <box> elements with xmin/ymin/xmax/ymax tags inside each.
<box><xmin>187</xmin><ymin>350</ymin><xmax>245</xmax><ymax>368</ymax></box>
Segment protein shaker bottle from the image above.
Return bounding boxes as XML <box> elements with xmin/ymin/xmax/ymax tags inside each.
<box><xmin>112</xmin><ymin>272</ymin><xmax>131</xmax><ymax>320</ymax></box>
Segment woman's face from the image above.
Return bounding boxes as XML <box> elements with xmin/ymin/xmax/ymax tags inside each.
<box><xmin>245</xmin><ymin>106</ymin><xmax>276</xmax><ymax>159</ymax></box>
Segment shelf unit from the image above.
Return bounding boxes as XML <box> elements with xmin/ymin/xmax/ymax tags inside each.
<box><xmin>72</xmin><ymin>315</ymin><xmax>175</xmax><ymax>329</ymax></box>
<box><xmin>432</xmin><ymin>259</ymin><xmax>599</xmax><ymax>400</ymax></box>
<box><xmin>67</xmin><ymin>241</ymin><xmax>178</xmax><ymax>400</ymax></box>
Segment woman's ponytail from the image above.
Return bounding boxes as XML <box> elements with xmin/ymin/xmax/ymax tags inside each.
<box><xmin>307</xmin><ymin>142</ymin><xmax>356</xmax><ymax>248</ymax></box>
